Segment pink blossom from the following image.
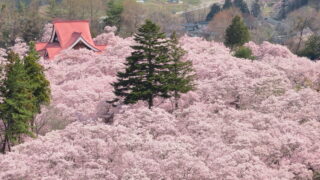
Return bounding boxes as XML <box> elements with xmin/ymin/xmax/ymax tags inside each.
<box><xmin>40</xmin><ymin>23</ymin><xmax>53</xmax><ymax>42</ymax></box>
<box><xmin>0</xmin><ymin>31</ymin><xmax>319</xmax><ymax>179</ymax></box>
<box><xmin>104</xmin><ymin>26</ymin><xmax>117</xmax><ymax>33</ymax></box>
<box><xmin>9</xmin><ymin>38</ymin><xmax>29</xmax><ymax>58</ymax></box>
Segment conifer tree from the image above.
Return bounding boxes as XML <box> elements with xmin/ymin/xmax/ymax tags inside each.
<box><xmin>0</xmin><ymin>52</ymin><xmax>36</xmax><ymax>153</ymax></box>
<box><xmin>224</xmin><ymin>16</ymin><xmax>250</xmax><ymax>49</ymax></box>
<box><xmin>234</xmin><ymin>0</ymin><xmax>250</xmax><ymax>14</ymax></box>
<box><xmin>251</xmin><ymin>0</ymin><xmax>261</xmax><ymax>17</ymax></box>
<box><xmin>206</xmin><ymin>3</ymin><xmax>221</xmax><ymax>22</ymax></box>
<box><xmin>24</xmin><ymin>42</ymin><xmax>51</xmax><ymax>131</ymax></box>
<box><xmin>223</xmin><ymin>0</ymin><xmax>233</xmax><ymax>9</ymax></box>
<box><xmin>278</xmin><ymin>0</ymin><xmax>289</xmax><ymax>19</ymax></box>
<box><xmin>104</xmin><ymin>0</ymin><xmax>123</xmax><ymax>31</ymax></box>
<box><xmin>167</xmin><ymin>32</ymin><xmax>195</xmax><ymax>110</ymax></box>
<box><xmin>112</xmin><ymin>20</ymin><xmax>171</xmax><ymax>109</ymax></box>
<box><xmin>298</xmin><ymin>34</ymin><xmax>320</xmax><ymax>60</ymax></box>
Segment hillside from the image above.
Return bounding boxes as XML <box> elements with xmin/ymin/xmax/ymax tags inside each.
<box><xmin>0</xmin><ymin>28</ymin><xmax>319</xmax><ymax>179</ymax></box>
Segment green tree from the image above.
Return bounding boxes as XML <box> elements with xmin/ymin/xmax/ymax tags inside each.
<box><xmin>112</xmin><ymin>20</ymin><xmax>171</xmax><ymax>109</ymax></box>
<box><xmin>251</xmin><ymin>0</ymin><xmax>261</xmax><ymax>17</ymax></box>
<box><xmin>234</xmin><ymin>46</ymin><xmax>255</xmax><ymax>60</ymax></box>
<box><xmin>24</xmin><ymin>42</ymin><xmax>51</xmax><ymax>131</ymax></box>
<box><xmin>206</xmin><ymin>3</ymin><xmax>221</xmax><ymax>21</ymax></box>
<box><xmin>223</xmin><ymin>0</ymin><xmax>233</xmax><ymax>9</ymax></box>
<box><xmin>0</xmin><ymin>52</ymin><xmax>36</xmax><ymax>153</ymax></box>
<box><xmin>278</xmin><ymin>0</ymin><xmax>289</xmax><ymax>19</ymax></box>
<box><xmin>167</xmin><ymin>32</ymin><xmax>195</xmax><ymax>110</ymax></box>
<box><xmin>47</xmin><ymin>0</ymin><xmax>60</xmax><ymax>18</ymax></box>
<box><xmin>298</xmin><ymin>34</ymin><xmax>320</xmax><ymax>61</ymax></box>
<box><xmin>224</xmin><ymin>16</ymin><xmax>250</xmax><ymax>49</ymax></box>
<box><xmin>104</xmin><ymin>0</ymin><xmax>123</xmax><ymax>31</ymax></box>
<box><xmin>234</xmin><ymin>0</ymin><xmax>250</xmax><ymax>14</ymax></box>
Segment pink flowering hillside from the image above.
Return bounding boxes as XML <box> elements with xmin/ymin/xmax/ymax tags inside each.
<box><xmin>0</xmin><ymin>29</ymin><xmax>320</xmax><ymax>180</ymax></box>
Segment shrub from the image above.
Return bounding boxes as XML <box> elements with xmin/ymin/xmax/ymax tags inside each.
<box><xmin>298</xmin><ymin>34</ymin><xmax>320</xmax><ymax>61</ymax></box>
<box><xmin>234</xmin><ymin>46</ymin><xmax>255</xmax><ymax>60</ymax></box>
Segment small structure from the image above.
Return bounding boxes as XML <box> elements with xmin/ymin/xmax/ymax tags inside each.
<box><xmin>36</xmin><ymin>20</ymin><xmax>106</xmax><ymax>59</ymax></box>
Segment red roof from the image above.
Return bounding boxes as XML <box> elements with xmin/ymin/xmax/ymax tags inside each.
<box><xmin>36</xmin><ymin>20</ymin><xmax>106</xmax><ymax>59</ymax></box>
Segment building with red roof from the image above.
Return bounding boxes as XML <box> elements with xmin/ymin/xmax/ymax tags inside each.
<box><xmin>36</xmin><ymin>20</ymin><xmax>106</xmax><ymax>59</ymax></box>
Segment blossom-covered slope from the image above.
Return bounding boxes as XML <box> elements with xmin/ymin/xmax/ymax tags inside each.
<box><xmin>0</xmin><ymin>29</ymin><xmax>320</xmax><ymax>180</ymax></box>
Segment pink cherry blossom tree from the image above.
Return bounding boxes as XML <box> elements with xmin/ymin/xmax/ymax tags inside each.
<box><xmin>0</xmin><ymin>27</ymin><xmax>319</xmax><ymax>179</ymax></box>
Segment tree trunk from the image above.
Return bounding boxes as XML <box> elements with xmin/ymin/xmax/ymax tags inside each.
<box><xmin>1</xmin><ymin>137</ymin><xmax>6</xmax><ymax>154</ymax></box>
<box><xmin>174</xmin><ymin>91</ymin><xmax>179</xmax><ymax>110</ymax></box>
<box><xmin>295</xmin><ymin>20</ymin><xmax>307</xmax><ymax>53</ymax></box>
<box><xmin>148</xmin><ymin>95</ymin><xmax>153</xmax><ymax>109</ymax></box>
<box><xmin>1</xmin><ymin>134</ymin><xmax>10</xmax><ymax>154</ymax></box>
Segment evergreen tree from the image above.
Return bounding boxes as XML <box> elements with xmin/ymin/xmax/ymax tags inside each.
<box><xmin>206</xmin><ymin>3</ymin><xmax>221</xmax><ymax>22</ymax></box>
<box><xmin>0</xmin><ymin>52</ymin><xmax>36</xmax><ymax>153</ymax></box>
<box><xmin>298</xmin><ymin>34</ymin><xmax>320</xmax><ymax>61</ymax></box>
<box><xmin>224</xmin><ymin>16</ymin><xmax>250</xmax><ymax>49</ymax></box>
<box><xmin>112</xmin><ymin>20</ymin><xmax>171</xmax><ymax>109</ymax></box>
<box><xmin>24</xmin><ymin>42</ymin><xmax>51</xmax><ymax>131</ymax></box>
<box><xmin>104</xmin><ymin>0</ymin><xmax>123</xmax><ymax>31</ymax></box>
<box><xmin>223</xmin><ymin>0</ymin><xmax>233</xmax><ymax>9</ymax></box>
<box><xmin>278</xmin><ymin>0</ymin><xmax>289</xmax><ymax>19</ymax></box>
<box><xmin>251</xmin><ymin>0</ymin><xmax>261</xmax><ymax>17</ymax></box>
<box><xmin>167</xmin><ymin>32</ymin><xmax>195</xmax><ymax>110</ymax></box>
<box><xmin>234</xmin><ymin>0</ymin><xmax>250</xmax><ymax>14</ymax></box>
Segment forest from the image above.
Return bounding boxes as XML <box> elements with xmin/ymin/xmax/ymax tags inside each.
<box><xmin>0</xmin><ymin>0</ymin><xmax>319</xmax><ymax>179</ymax></box>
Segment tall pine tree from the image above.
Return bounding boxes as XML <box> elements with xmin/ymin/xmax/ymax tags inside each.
<box><xmin>234</xmin><ymin>0</ymin><xmax>250</xmax><ymax>14</ymax></box>
<box><xmin>223</xmin><ymin>0</ymin><xmax>233</xmax><ymax>9</ymax></box>
<box><xmin>0</xmin><ymin>52</ymin><xmax>36</xmax><ymax>153</ymax></box>
<box><xmin>167</xmin><ymin>32</ymin><xmax>195</xmax><ymax>110</ymax></box>
<box><xmin>251</xmin><ymin>0</ymin><xmax>261</xmax><ymax>17</ymax></box>
<box><xmin>224</xmin><ymin>16</ymin><xmax>250</xmax><ymax>49</ymax></box>
<box><xmin>112</xmin><ymin>20</ymin><xmax>171</xmax><ymax>109</ymax></box>
<box><xmin>24</xmin><ymin>42</ymin><xmax>51</xmax><ymax>131</ymax></box>
<box><xmin>206</xmin><ymin>3</ymin><xmax>221</xmax><ymax>22</ymax></box>
<box><xmin>278</xmin><ymin>0</ymin><xmax>289</xmax><ymax>19</ymax></box>
<box><xmin>104</xmin><ymin>0</ymin><xmax>123</xmax><ymax>31</ymax></box>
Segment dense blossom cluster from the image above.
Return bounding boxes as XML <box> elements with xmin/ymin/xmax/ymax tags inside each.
<box><xmin>9</xmin><ymin>38</ymin><xmax>29</xmax><ymax>58</ymax></box>
<box><xmin>38</xmin><ymin>30</ymin><xmax>133</xmax><ymax>122</ymax></box>
<box><xmin>0</xmin><ymin>29</ymin><xmax>319</xmax><ymax>179</ymax></box>
<box><xmin>40</xmin><ymin>23</ymin><xmax>54</xmax><ymax>42</ymax></box>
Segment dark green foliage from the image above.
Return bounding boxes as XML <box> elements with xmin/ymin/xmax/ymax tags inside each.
<box><xmin>206</xmin><ymin>3</ymin><xmax>221</xmax><ymax>22</ymax></box>
<box><xmin>298</xmin><ymin>34</ymin><xmax>320</xmax><ymax>61</ymax></box>
<box><xmin>278</xmin><ymin>0</ymin><xmax>289</xmax><ymax>19</ymax></box>
<box><xmin>167</xmin><ymin>32</ymin><xmax>195</xmax><ymax>109</ymax></box>
<box><xmin>104</xmin><ymin>0</ymin><xmax>123</xmax><ymax>31</ymax></box>
<box><xmin>251</xmin><ymin>0</ymin><xmax>261</xmax><ymax>17</ymax></box>
<box><xmin>234</xmin><ymin>46</ymin><xmax>255</xmax><ymax>60</ymax></box>
<box><xmin>0</xmin><ymin>45</ymin><xmax>50</xmax><ymax>153</ymax></box>
<box><xmin>19</xmin><ymin>15</ymin><xmax>44</xmax><ymax>43</ymax></box>
<box><xmin>0</xmin><ymin>52</ymin><xmax>36</xmax><ymax>153</ymax></box>
<box><xmin>234</xmin><ymin>0</ymin><xmax>250</xmax><ymax>14</ymax></box>
<box><xmin>112</xmin><ymin>20</ymin><xmax>171</xmax><ymax>109</ymax></box>
<box><xmin>24</xmin><ymin>42</ymin><xmax>51</xmax><ymax>129</ymax></box>
<box><xmin>223</xmin><ymin>0</ymin><xmax>232</xmax><ymax>9</ymax></box>
<box><xmin>224</xmin><ymin>16</ymin><xmax>250</xmax><ymax>49</ymax></box>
